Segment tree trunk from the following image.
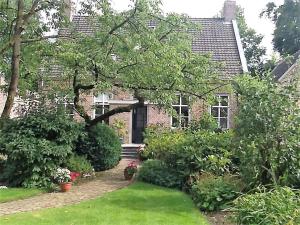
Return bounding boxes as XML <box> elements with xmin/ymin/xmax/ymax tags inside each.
<box><xmin>1</xmin><ymin>0</ymin><xmax>24</xmax><ymax>119</ymax></box>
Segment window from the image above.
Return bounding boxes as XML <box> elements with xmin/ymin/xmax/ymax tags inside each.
<box><xmin>58</xmin><ymin>101</ymin><xmax>74</xmax><ymax>118</ymax></box>
<box><xmin>94</xmin><ymin>93</ymin><xmax>109</xmax><ymax>124</ymax></box>
<box><xmin>172</xmin><ymin>95</ymin><xmax>189</xmax><ymax>128</ymax></box>
<box><xmin>210</xmin><ymin>95</ymin><xmax>229</xmax><ymax>129</ymax></box>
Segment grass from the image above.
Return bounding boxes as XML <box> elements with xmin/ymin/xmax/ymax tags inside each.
<box><xmin>0</xmin><ymin>182</ymin><xmax>209</xmax><ymax>225</ymax></box>
<box><xmin>0</xmin><ymin>188</ymin><xmax>44</xmax><ymax>203</ymax></box>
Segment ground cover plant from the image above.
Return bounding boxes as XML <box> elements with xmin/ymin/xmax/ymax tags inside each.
<box><xmin>0</xmin><ymin>188</ymin><xmax>44</xmax><ymax>203</ymax></box>
<box><xmin>0</xmin><ymin>182</ymin><xmax>209</xmax><ymax>225</ymax></box>
<box><xmin>233</xmin><ymin>187</ymin><xmax>300</xmax><ymax>225</ymax></box>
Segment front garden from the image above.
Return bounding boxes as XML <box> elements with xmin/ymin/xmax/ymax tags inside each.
<box><xmin>1</xmin><ymin>182</ymin><xmax>209</xmax><ymax>225</ymax></box>
<box><xmin>0</xmin><ymin>75</ymin><xmax>299</xmax><ymax>225</ymax></box>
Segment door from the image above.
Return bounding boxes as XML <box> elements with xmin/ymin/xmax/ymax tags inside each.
<box><xmin>132</xmin><ymin>106</ymin><xmax>147</xmax><ymax>143</ymax></box>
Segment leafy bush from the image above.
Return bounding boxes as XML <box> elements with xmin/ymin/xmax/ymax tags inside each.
<box><xmin>191</xmin><ymin>173</ymin><xmax>243</xmax><ymax>212</ymax></box>
<box><xmin>65</xmin><ymin>154</ymin><xmax>94</xmax><ymax>174</ymax></box>
<box><xmin>76</xmin><ymin>123</ymin><xmax>121</xmax><ymax>171</ymax></box>
<box><xmin>187</xmin><ymin>113</ymin><xmax>218</xmax><ymax>133</ymax></box>
<box><xmin>233</xmin><ymin>75</ymin><xmax>300</xmax><ymax>188</ymax></box>
<box><xmin>233</xmin><ymin>187</ymin><xmax>300</xmax><ymax>225</ymax></box>
<box><xmin>149</xmin><ymin>130</ymin><xmax>234</xmax><ymax>177</ymax></box>
<box><xmin>142</xmin><ymin>125</ymin><xmax>186</xmax><ymax>160</ymax></box>
<box><xmin>138</xmin><ymin>160</ymin><xmax>182</xmax><ymax>188</ymax></box>
<box><xmin>0</xmin><ymin>109</ymin><xmax>81</xmax><ymax>188</ymax></box>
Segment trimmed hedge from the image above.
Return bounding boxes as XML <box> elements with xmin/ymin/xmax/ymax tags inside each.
<box><xmin>76</xmin><ymin>123</ymin><xmax>121</xmax><ymax>171</ymax></box>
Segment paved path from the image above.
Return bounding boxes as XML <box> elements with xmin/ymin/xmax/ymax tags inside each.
<box><xmin>0</xmin><ymin>160</ymin><xmax>136</xmax><ymax>216</ymax></box>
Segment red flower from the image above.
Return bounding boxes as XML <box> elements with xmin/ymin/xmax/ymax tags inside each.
<box><xmin>70</xmin><ymin>172</ymin><xmax>81</xmax><ymax>182</ymax></box>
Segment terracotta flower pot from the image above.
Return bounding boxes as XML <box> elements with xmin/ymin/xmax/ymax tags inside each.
<box><xmin>124</xmin><ymin>169</ymin><xmax>134</xmax><ymax>181</ymax></box>
<box><xmin>60</xmin><ymin>182</ymin><xmax>72</xmax><ymax>192</ymax></box>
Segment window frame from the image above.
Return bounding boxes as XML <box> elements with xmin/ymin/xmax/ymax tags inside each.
<box><xmin>171</xmin><ymin>95</ymin><xmax>190</xmax><ymax>128</ymax></box>
<box><xmin>210</xmin><ymin>94</ymin><xmax>230</xmax><ymax>129</ymax></box>
<box><xmin>93</xmin><ymin>93</ymin><xmax>110</xmax><ymax>122</ymax></box>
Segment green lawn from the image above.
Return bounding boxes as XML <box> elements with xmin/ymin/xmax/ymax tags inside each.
<box><xmin>0</xmin><ymin>182</ymin><xmax>209</xmax><ymax>225</ymax></box>
<box><xmin>0</xmin><ymin>188</ymin><xmax>44</xmax><ymax>203</ymax></box>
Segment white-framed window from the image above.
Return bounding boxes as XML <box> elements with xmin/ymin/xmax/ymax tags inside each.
<box><xmin>57</xmin><ymin>101</ymin><xmax>74</xmax><ymax>118</ymax></box>
<box><xmin>94</xmin><ymin>93</ymin><xmax>110</xmax><ymax>124</ymax></box>
<box><xmin>210</xmin><ymin>95</ymin><xmax>229</xmax><ymax>129</ymax></box>
<box><xmin>171</xmin><ymin>95</ymin><xmax>190</xmax><ymax>128</ymax></box>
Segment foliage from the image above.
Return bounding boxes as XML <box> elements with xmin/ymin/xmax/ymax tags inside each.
<box><xmin>0</xmin><ymin>0</ymin><xmax>72</xmax><ymax>117</ymax></box>
<box><xmin>138</xmin><ymin>160</ymin><xmax>182</xmax><ymax>188</ymax></box>
<box><xmin>233</xmin><ymin>187</ymin><xmax>300</xmax><ymax>225</ymax></box>
<box><xmin>233</xmin><ymin>75</ymin><xmax>300</xmax><ymax>188</ymax></box>
<box><xmin>187</xmin><ymin>113</ymin><xmax>218</xmax><ymax>133</ymax></box>
<box><xmin>145</xmin><ymin>129</ymin><xmax>234</xmax><ymax>177</ymax></box>
<box><xmin>0</xmin><ymin>182</ymin><xmax>210</xmax><ymax>225</ymax></box>
<box><xmin>236</xmin><ymin>6</ymin><xmax>266</xmax><ymax>75</ymax></box>
<box><xmin>261</xmin><ymin>0</ymin><xmax>300</xmax><ymax>55</ymax></box>
<box><xmin>190</xmin><ymin>173</ymin><xmax>243</xmax><ymax>212</ymax></box>
<box><xmin>111</xmin><ymin>119</ymin><xmax>128</xmax><ymax>138</ymax></box>
<box><xmin>65</xmin><ymin>154</ymin><xmax>94</xmax><ymax>174</ymax></box>
<box><xmin>53</xmin><ymin>168</ymin><xmax>71</xmax><ymax>184</ymax></box>
<box><xmin>0</xmin><ymin>109</ymin><xmax>81</xmax><ymax>188</ymax></box>
<box><xmin>48</xmin><ymin>0</ymin><xmax>222</xmax><ymax>127</ymax></box>
<box><xmin>76</xmin><ymin>123</ymin><xmax>121</xmax><ymax>171</ymax></box>
<box><xmin>124</xmin><ymin>161</ymin><xmax>138</xmax><ymax>176</ymax></box>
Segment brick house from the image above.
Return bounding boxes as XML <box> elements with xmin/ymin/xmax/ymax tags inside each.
<box><xmin>59</xmin><ymin>0</ymin><xmax>247</xmax><ymax>144</ymax></box>
<box><xmin>0</xmin><ymin>0</ymin><xmax>248</xmax><ymax>145</ymax></box>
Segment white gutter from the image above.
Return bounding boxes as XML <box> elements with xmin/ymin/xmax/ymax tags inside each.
<box><xmin>232</xmin><ymin>20</ymin><xmax>248</xmax><ymax>73</ymax></box>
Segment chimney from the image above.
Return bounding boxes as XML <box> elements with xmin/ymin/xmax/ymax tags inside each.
<box><xmin>64</xmin><ymin>0</ymin><xmax>72</xmax><ymax>20</ymax></box>
<box><xmin>223</xmin><ymin>0</ymin><xmax>236</xmax><ymax>22</ymax></box>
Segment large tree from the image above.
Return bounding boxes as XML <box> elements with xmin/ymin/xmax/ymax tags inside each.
<box><xmin>236</xmin><ymin>6</ymin><xmax>266</xmax><ymax>75</ymax></box>
<box><xmin>0</xmin><ymin>0</ymin><xmax>70</xmax><ymax>118</ymax></box>
<box><xmin>261</xmin><ymin>0</ymin><xmax>300</xmax><ymax>56</ymax></box>
<box><xmin>47</xmin><ymin>0</ymin><xmax>224</xmax><ymax>128</ymax></box>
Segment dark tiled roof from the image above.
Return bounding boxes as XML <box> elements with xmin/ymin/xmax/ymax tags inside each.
<box><xmin>190</xmin><ymin>18</ymin><xmax>242</xmax><ymax>77</ymax></box>
<box><xmin>273</xmin><ymin>50</ymin><xmax>300</xmax><ymax>81</ymax></box>
<box><xmin>60</xmin><ymin>16</ymin><xmax>243</xmax><ymax>78</ymax></box>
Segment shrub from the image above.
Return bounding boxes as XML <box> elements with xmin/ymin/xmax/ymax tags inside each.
<box><xmin>187</xmin><ymin>113</ymin><xmax>218</xmax><ymax>133</ymax></box>
<box><xmin>143</xmin><ymin>125</ymin><xmax>186</xmax><ymax>160</ymax></box>
<box><xmin>233</xmin><ymin>187</ymin><xmax>300</xmax><ymax>225</ymax></box>
<box><xmin>150</xmin><ymin>130</ymin><xmax>234</xmax><ymax>177</ymax></box>
<box><xmin>65</xmin><ymin>154</ymin><xmax>94</xmax><ymax>174</ymax></box>
<box><xmin>138</xmin><ymin>160</ymin><xmax>182</xmax><ymax>188</ymax></box>
<box><xmin>234</xmin><ymin>75</ymin><xmax>300</xmax><ymax>187</ymax></box>
<box><xmin>0</xmin><ymin>109</ymin><xmax>81</xmax><ymax>188</ymax></box>
<box><xmin>190</xmin><ymin>173</ymin><xmax>243</xmax><ymax>212</ymax></box>
<box><xmin>76</xmin><ymin>123</ymin><xmax>122</xmax><ymax>171</ymax></box>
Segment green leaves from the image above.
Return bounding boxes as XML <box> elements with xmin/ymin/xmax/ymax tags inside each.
<box><xmin>234</xmin><ymin>74</ymin><xmax>300</xmax><ymax>188</ymax></box>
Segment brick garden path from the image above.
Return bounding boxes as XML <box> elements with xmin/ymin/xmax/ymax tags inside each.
<box><xmin>0</xmin><ymin>160</ymin><xmax>136</xmax><ymax>216</ymax></box>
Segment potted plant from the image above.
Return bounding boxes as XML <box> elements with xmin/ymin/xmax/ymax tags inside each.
<box><xmin>111</xmin><ymin>119</ymin><xmax>127</xmax><ymax>143</ymax></box>
<box><xmin>124</xmin><ymin>161</ymin><xmax>138</xmax><ymax>180</ymax></box>
<box><xmin>53</xmin><ymin>168</ymin><xmax>73</xmax><ymax>192</ymax></box>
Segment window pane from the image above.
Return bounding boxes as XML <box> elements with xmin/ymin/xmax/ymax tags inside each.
<box><xmin>220</xmin><ymin>118</ymin><xmax>228</xmax><ymax>129</ymax></box>
<box><xmin>220</xmin><ymin>107</ymin><xmax>228</xmax><ymax>117</ymax></box>
<box><xmin>172</xmin><ymin>117</ymin><xmax>179</xmax><ymax>127</ymax></box>
<box><xmin>174</xmin><ymin>96</ymin><xmax>180</xmax><ymax>105</ymax></box>
<box><xmin>181</xmin><ymin>106</ymin><xmax>189</xmax><ymax>117</ymax></box>
<box><xmin>211</xmin><ymin>107</ymin><xmax>218</xmax><ymax>117</ymax></box>
<box><xmin>181</xmin><ymin>96</ymin><xmax>189</xmax><ymax>105</ymax></box>
<box><xmin>181</xmin><ymin>116</ymin><xmax>189</xmax><ymax>128</ymax></box>
<box><xmin>220</xmin><ymin>96</ymin><xmax>228</xmax><ymax>106</ymax></box>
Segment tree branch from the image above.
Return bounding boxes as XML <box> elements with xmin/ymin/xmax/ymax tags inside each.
<box><xmin>73</xmin><ymin>63</ymin><xmax>92</xmax><ymax>123</ymax></box>
<box><xmin>88</xmin><ymin>96</ymin><xmax>145</xmax><ymax>128</ymax></box>
<box><xmin>21</xmin><ymin>35</ymin><xmax>59</xmax><ymax>44</ymax></box>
